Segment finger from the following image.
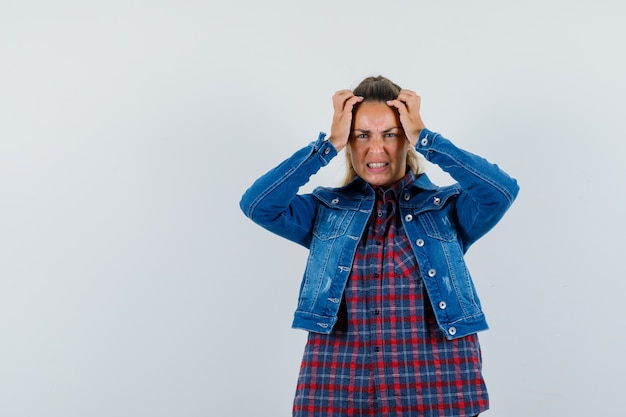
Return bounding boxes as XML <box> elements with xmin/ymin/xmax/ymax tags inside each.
<box><xmin>331</xmin><ymin>90</ymin><xmax>354</xmax><ymax>110</ymax></box>
<box><xmin>332</xmin><ymin>90</ymin><xmax>355</xmax><ymax>101</ymax></box>
<box><xmin>396</xmin><ymin>91</ymin><xmax>411</xmax><ymax>103</ymax></box>
<box><xmin>386</xmin><ymin>98</ymin><xmax>408</xmax><ymax>116</ymax></box>
<box><xmin>397</xmin><ymin>89</ymin><xmax>417</xmax><ymax>99</ymax></box>
<box><xmin>344</xmin><ymin>95</ymin><xmax>364</xmax><ymax>112</ymax></box>
<box><xmin>333</xmin><ymin>89</ymin><xmax>353</xmax><ymax>96</ymax></box>
<box><xmin>335</xmin><ymin>95</ymin><xmax>363</xmax><ymax>115</ymax></box>
<box><xmin>397</xmin><ymin>90</ymin><xmax>421</xmax><ymax>110</ymax></box>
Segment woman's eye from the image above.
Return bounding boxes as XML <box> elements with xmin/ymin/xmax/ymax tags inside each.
<box><xmin>356</xmin><ymin>133</ymin><xmax>368</xmax><ymax>139</ymax></box>
<box><xmin>384</xmin><ymin>133</ymin><xmax>397</xmax><ymax>138</ymax></box>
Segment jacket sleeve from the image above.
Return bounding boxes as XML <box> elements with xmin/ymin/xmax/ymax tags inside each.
<box><xmin>239</xmin><ymin>133</ymin><xmax>338</xmax><ymax>248</ymax></box>
<box><xmin>416</xmin><ymin>128</ymin><xmax>520</xmax><ymax>250</ymax></box>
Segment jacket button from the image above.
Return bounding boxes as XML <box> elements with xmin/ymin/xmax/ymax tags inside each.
<box><xmin>438</xmin><ymin>301</ymin><xmax>447</xmax><ymax>309</ymax></box>
<box><xmin>404</xmin><ymin>214</ymin><xmax>413</xmax><ymax>222</ymax></box>
<box><xmin>427</xmin><ymin>268</ymin><xmax>436</xmax><ymax>277</ymax></box>
<box><xmin>448</xmin><ymin>327</ymin><xmax>457</xmax><ymax>336</ymax></box>
<box><xmin>331</xmin><ymin>198</ymin><xmax>339</xmax><ymax>204</ymax></box>
<box><xmin>433</xmin><ymin>197</ymin><xmax>441</xmax><ymax>205</ymax></box>
<box><xmin>403</xmin><ymin>193</ymin><xmax>411</xmax><ymax>201</ymax></box>
<box><xmin>421</xmin><ymin>138</ymin><xmax>428</xmax><ymax>146</ymax></box>
<box><xmin>324</xmin><ymin>147</ymin><xmax>330</xmax><ymax>155</ymax></box>
<box><xmin>416</xmin><ymin>239</ymin><xmax>424</xmax><ymax>247</ymax></box>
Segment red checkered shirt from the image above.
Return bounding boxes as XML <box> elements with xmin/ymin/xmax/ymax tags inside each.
<box><xmin>293</xmin><ymin>172</ymin><xmax>489</xmax><ymax>417</ymax></box>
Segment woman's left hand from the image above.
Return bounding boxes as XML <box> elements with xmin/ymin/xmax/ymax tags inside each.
<box><xmin>386</xmin><ymin>89</ymin><xmax>426</xmax><ymax>147</ymax></box>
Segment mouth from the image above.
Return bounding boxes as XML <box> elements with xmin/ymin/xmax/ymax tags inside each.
<box><xmin>367</xmin><ymin>162</ymin><xmax>388</xmax><ymax>169</ymax></box>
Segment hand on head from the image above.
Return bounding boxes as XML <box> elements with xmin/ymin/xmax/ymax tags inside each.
<box><xmin>328</xmin><ymin>90</ymin><xmax>363</xmax><ymax>152</ymax></box>
<box><xmin>386</xmin><ymin>89</ymin><xmax>426</xmax><ymax>147</ymax></box>
<box><xmin>328</xmin><ymin>88</ymin><xmax>426</xmax><ymax>152</ymax></box>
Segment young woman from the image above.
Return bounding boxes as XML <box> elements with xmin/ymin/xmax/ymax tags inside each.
<box><xmin>240</xmin><ymin>76</ymin><xmax>519</xmax><ymax>417</ymax></box>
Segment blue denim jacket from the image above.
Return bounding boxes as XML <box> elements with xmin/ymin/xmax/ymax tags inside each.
<box><xmin>240</xmin><ymin>128</ymin><xmax>519</xmax><ymax>339</ymax></box>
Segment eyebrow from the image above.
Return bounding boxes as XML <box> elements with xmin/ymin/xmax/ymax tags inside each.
<box><xmin>353</xmin><ymin>127</ymin><xmax>401</xmax><ymax>133</ymax></box>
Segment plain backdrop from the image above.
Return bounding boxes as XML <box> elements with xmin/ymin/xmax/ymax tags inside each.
<box><xmin>1</xmin><ymin>1</ymin><xmax>625</xmax><ymax>416</ymax></box>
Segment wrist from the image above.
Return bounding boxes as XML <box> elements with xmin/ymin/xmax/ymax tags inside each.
<box><xmin>328</xmin><ymin>135</ymin><xmax>346</xmax><ymax>152</ymax></box>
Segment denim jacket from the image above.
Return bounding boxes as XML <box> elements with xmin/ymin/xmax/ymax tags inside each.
<box><xmin>240</xmin><ymin>128</ymin><xmax>519</xmax><ymax>339</ymax></box>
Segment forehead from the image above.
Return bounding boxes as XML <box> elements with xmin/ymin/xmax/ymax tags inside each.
<box><xmin>353</xmin><ymin>101</ymin><xmax>400</xmax><ymax>129</ymax></box>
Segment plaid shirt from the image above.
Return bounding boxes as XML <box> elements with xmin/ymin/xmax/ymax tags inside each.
<box><xmin>293</xmin><ymin>172</ymin><xmax>488</xmax><ymax>417</ymax></box>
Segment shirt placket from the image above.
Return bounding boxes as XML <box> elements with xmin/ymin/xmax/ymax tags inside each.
<box><xmin>368</xmin><ymin>189</ymin><xmax>397</xmax><ymax>409</ymax></box>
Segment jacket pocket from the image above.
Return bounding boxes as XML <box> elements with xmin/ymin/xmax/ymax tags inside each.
<box><xmin>419</xmin><ymin>211</ymin><xmax>458</xmax><ymax>242</ymax></box>
<box><xmin>312</xmin><ymin>208</ymin><xmax>355</xmax><ymax>240</ymax></box>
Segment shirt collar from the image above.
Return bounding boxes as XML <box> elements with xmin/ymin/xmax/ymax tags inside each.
<box><xmin>373</xmin><ymin>171</ymin><xmax>416</xmax><ymax>202</ymax></box>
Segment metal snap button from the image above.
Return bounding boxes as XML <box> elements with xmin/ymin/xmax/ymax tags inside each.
<box><xmin>404</xmin><ymin>214</ymin><xmax>413</xmax><ymax>222</ymax></box>
<box><xmin>403</xmin><ymin>193</ymin><xmax>411</xmax><ymax>201</ymax></box>
<box><xmin>438</xmin><ymin>301</ymin><xmax>447</xmax><ymax>309</ymax></box>
<box><xmin>331</xmin><ymin>198</ymin><xmax>339</xmax><ymax>204</ymax></box>
<box><xmin>433</xmin><ymin>197</ymin><xmax>441</xmax><ymax>205</ymax></box>
<box><xmin>427</xmin><ymin>268</ymin><xmax>436</xmax><ymax>277</ymax></box>
<box><xmin>448</xmin><ymin>327</ymin><xmax>457</xmax><ymax>336</ymax></box>
<box><xmin>416</xmin><ymin>239</ymin><xmax>424</xmax><ymax>247</ymax></box>
<box><xmin>421</xmin><ymin>138</ymin><xmax>428</xmax><ymax>146</ymax></box>
<box><xmin>324</xmin><ymin>147</ymin><xmax>330</xmax><ymax>154</ymax></box>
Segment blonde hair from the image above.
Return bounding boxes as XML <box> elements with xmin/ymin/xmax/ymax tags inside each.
<box><xmin>341</xmin><ymin>76</ymin><xmax>423</xmax><ymax>185</ymax></box>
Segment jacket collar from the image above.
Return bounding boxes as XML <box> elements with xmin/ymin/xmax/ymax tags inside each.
<box><xmin>334</xmin><ymin>171</ymin><xmax>440</xmax><ymax>197</ymax></box>
<box><xmin>412</xmin><ymin>172</ymin><xmax>439</xmax><ymax>191</ymax></box>
<box><xmin>313</xmin><ymin>171</ymin><xmax>452</xmax><ymax>210</ymax></box>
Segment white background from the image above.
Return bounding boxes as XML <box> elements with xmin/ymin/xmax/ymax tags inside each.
<box><xmin>1</xmin><ymin>1</ymin><xmax>625</xmax><ymax>416</ymax></box>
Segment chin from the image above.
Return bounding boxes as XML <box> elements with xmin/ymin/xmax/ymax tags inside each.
<box><xmin>367</xmin><ymin>179</ymin><xmax>389</xmax><ymax>187</ymax></box>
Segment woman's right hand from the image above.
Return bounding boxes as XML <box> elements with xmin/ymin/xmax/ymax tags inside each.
<box><xmin>328</xmin><ymin>90</ymin><xmax>363</xmax><ymax>152</ymax></box>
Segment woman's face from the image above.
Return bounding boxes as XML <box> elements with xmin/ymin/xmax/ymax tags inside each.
<box><xmin>348</xmin><ymin>101</ymin><xmax>409</xmax><ymax>187</ymax></box>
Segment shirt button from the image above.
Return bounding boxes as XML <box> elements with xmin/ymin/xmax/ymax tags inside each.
<box><xmin>404</xmin><ymin>214</ymin><xmax>413</xmax><ymax>222</ymax></box>
<box><xmin>433</xmin><ymin>197</ymin><xmax>441</xmax><ymax>205</ymax></box>
<box><xmin>416</xmin><ymin>239</ymin><xmax>424</xmax><ymax>247</ymax></box>
<box><xmin>427</xmin><ymin>268</ymin><xmax>436</xmax><ymax>277</ymax></box>
<box><xmin>374</xmin><ymin>346</ymin><xmax>381</xmax><ymax>352</ymax></box>
<box><xmin>438</xmin><ymin>301</ymin><xmax>447</xmax><ymax>309</ymax></box>
<box><xmin>377</xmin><ymin>210</ymin><xmax>383</xmax><ymax>217</ymax></box>
<box><xmin>374</xmin><ymin>309</ymin><xmax>380</xmax><ymax>315</ymax></box>
<box><xmin>448</xmin><ymin>327</ymin><xmax>457</xmax><ymax>336</ymax></box>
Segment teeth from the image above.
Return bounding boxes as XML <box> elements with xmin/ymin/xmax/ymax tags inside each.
<box><xmin>368</xmin><ymin>162</ymin><xmax>387</xmax><ymax>169</ymax></box>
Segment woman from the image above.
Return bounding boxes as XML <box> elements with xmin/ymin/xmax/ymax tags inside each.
<box><xmin>240</xmin><ymin>76</ymin><xmax>519</xmax><ymax>417</ymax></box>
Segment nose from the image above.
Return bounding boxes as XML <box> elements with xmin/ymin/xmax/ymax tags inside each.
<box><xmin>368</xmin><ymin>136</ymin><xmax>385</xmax><ymax>154</ymax></box>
